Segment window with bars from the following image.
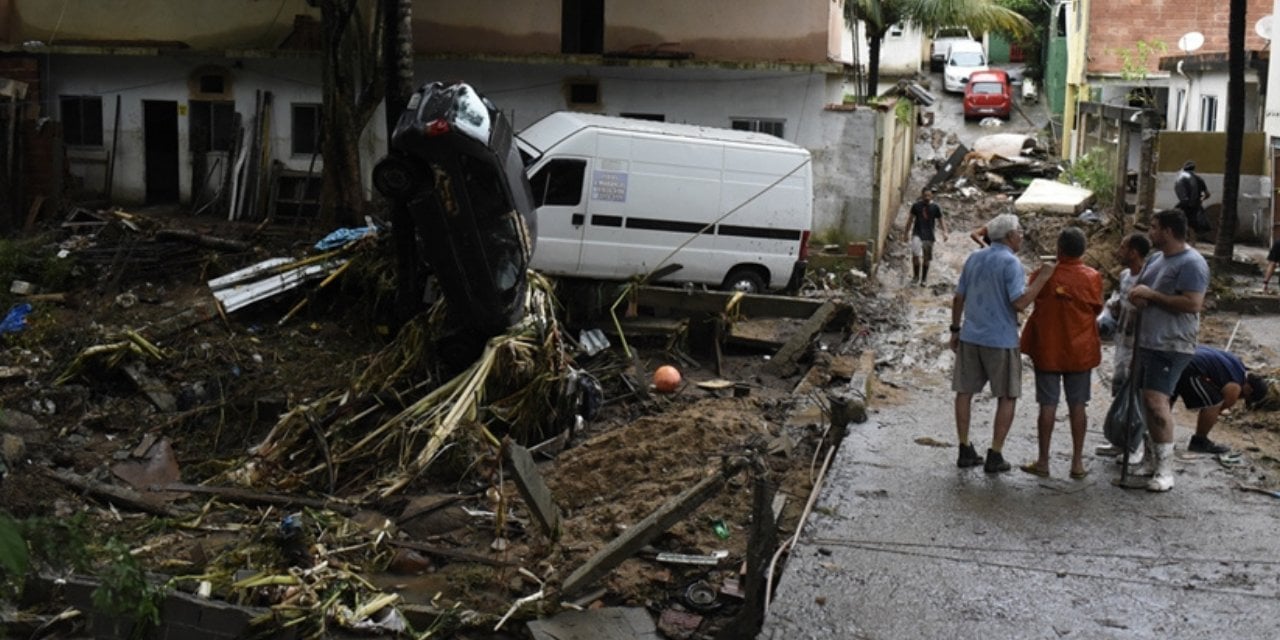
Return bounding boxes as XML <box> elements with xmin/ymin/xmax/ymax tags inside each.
<box><xmin>189</xmin><ymin>101</ymin><xmax>236</xmax><ymax>153</ymax></box>
<box><xmin>1199</xmin><ymin>95</ymin><xmax>1218</xmax><ymax>132</ymax></box>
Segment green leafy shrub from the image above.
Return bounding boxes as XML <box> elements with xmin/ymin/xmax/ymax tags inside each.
<box><xmin>1059</xmin><ymin>147</ymin><xmax>1115</xmax><ymax>207</ymax></box>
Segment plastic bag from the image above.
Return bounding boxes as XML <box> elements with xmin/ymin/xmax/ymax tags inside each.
<box><xmin>1104</xmin><ymin>375</ymin><xmax>1146</xmax><ymax>452</ymax></box>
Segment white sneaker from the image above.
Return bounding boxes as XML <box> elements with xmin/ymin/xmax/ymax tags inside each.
<box><xmin>1120</xmin><ymin>443</ymin><xmax>1144</xmax><ymax>466</ymax></box>
<box><xmin>1146</xmin><ymin>443</ymin><xmax>1175</xmax><ymax>492</ymax></box>
<box><xmin>1095</xmin><ymin>444</ymin><xmax>1122</xmax><ymax>457</ymax></box>
<box><xmin>1147</xmin><ymin>473</ymin><xmax>1174</xmax><ymax>492</ymax></box>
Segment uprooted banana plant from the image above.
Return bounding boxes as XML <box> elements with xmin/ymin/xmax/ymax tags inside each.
<box><xmin>238</xmin><ymin>272</ymin><xmax>575</xmax><ymax>497</ymax></box>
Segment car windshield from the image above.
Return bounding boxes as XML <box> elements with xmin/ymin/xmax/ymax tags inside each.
<box><xmin>937</xmin><ymin>28</ymin><xmax>969</xmax><ymax>38</ymax></box>
<box><xmin>971</xmin><ymin>82</ymin><xmax>1003</xmax><ymax>95</ymax></box>
<box><xmin>950</xmin><ymin>52</ymin><xmax>985</xmax><ymax>67</ymax></box>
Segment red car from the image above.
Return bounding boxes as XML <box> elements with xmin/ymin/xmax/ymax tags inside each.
<box><xmin>963</xmin><ymin>70</ymin><xmax>1012</xmax><ymax>120</ymax></box>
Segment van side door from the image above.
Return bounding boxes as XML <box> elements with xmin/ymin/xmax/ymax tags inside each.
<box><xmin>527</xmin><ymin>157</ymin><xmax>589</xmax><ymax>274</ymax></box>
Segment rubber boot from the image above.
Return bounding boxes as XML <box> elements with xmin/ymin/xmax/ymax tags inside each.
<box><xmin>911</xmin><ymin>260</ymin><xmax>920</xmax><ymax>284</ymax></box>
<box><xmin>1131</xmin><ymin>433</ymin><xmax>1155</xmax><ymax>477</ymax></box>
<box><xmin>1146</xmin><ymin>442</ymin><xmax>1175</xmax><ymax>492</ymax></box>
<box><xmin>920</xmin><ymin>263</ymin><xmax>930</xmax><ymax>286</ymax></box>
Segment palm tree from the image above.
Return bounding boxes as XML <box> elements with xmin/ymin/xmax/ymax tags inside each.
<box><xmin>1215</xmin><ymin>0</ymin><xmax>1245</xmax><ymax>260</ymax></box>
<box><xmin>382</xmin><ymin>0</ymin><xmax>421</xmax><ymax>321</ymax></box>
<box><xmin>846</xmin><ymin>0</ymin><xmax>1032</xmax><ymax>98</ymax></box>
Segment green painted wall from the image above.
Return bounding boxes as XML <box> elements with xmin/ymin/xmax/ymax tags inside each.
<box><xmin>1045</xmin><ymin>36</ymin><xmax>1067</xmax><ymax>116</ymax></box>
<box><xmin>987</xmin><ymin>32</ymin><xmax>1010</xmax><ymax>64</ymax></box>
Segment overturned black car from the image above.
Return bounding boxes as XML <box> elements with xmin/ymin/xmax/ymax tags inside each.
<box><xmin>374</xmin><ymin>81</ymin><xmax>537</xmax><ymax>337</ymax></box>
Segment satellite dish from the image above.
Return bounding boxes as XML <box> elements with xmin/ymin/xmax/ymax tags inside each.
<box><xmin>1176</xmin><ymin>32</ymin><xmax>1205</xmax><ymax>53</ymax></box>
<box><xmin>1178</xmin><ymin>32</ymin><xmax>1205</xmax><ymax>53</ymax></box>
<box><xmin>1256</xmin><ymin>15</ymin><xmax>1274</xmax><ymax>41</ymax></box>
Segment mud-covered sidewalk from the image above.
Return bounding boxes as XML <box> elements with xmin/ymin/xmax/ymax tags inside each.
<box><xmin>763</xmin><ymin>238</ymin><xmax>1280</xmax><ymax>638</ymax></box>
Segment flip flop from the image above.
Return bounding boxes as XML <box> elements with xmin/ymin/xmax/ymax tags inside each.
<box><xmin>1019</xmin><ymin>463</ymin><xmax>1050</xmax><ymax>478</ymax></box>
<box><xmin>1070</xmin><ymin>468</ymin><xmax>1090</xmax><ymax>480</ymax></box>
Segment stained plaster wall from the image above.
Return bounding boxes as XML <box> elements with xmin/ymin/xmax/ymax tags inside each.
<box><xmin>46</xmin><ymin>54</ymin><xmax>385</xmax><ymax>205</ymax></box>
<box><xmin>47</xmin><ymin>55</ymin><xmax>868</xmax><ymax>235</ymax></box>
<box><xmin>1156</xmin><ymin>131</ymin><xmax>1271</xmax><ymax>243</ymax></box>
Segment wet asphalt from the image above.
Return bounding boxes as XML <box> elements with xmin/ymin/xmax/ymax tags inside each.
<box><xmin>761</xmin><ymin>78</ymin><xmax>1280</xmax><ymax>639</ymax></box>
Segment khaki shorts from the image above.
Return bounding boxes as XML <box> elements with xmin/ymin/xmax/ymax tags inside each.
<box><xmin>952</xmin><ymin>342</ymin><xmax>1022</xmax><ymax>398</ymax></box>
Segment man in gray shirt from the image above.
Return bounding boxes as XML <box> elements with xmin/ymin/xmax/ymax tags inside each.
<box><xmin>1129</xmin><ymin>209</ymin><xmax>1210</xmax><ymax>492</ymax></box>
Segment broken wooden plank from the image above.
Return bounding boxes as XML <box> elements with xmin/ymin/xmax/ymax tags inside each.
<box><xmin>156</xmin><ymin>228</ymin><xmax>253</xmax><ymax>252</ymax></box>
<box><xmin>387</xmin><ymin>539</ymin><xmax>517</xmax><ymax>567</ymax></box>
<box><xmin>505</xmin><ymin>442</ymin><xmax>561</xmax><ymax>540</ymax></box>
<box><xmin>42</xmin><ymin>468</ymin><xmax>181</xmax><ymax>518</ymax></box>
<box><xmin>121</xmin><ymin>362</ymin><xmax>178</xmax><ymax>413</ymax></box>
<box><xmin>763</xmin><ymin>300</ymin><xmax>840</xmax><ymax>377</ymax></box>
<box><xmin>714</xmin><ymin>467</ymin><xmax>776</xmax><ymax>640</ymax></box>
<box><xmin>633</xmin><ymin>286</ymin><xmax>823</xmax><ymax>319</ymax></box>
<box><xmin>560</xmin><ymin>459</ymin><xmax>747</xmax><ymax>596</ymax></box>
<box><xmin>151</xmin><ymin>482</ymin><xmax>359</xmax><ymax>516</ymax></box>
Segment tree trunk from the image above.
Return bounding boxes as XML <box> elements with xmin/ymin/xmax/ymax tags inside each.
<box><xmin>318</xmin><ymin>0</ymin><xmax>385</xmax><ymax>228</ymax></box>
<box><xmin>383</xmin><ymin>0</ymin><xmax>421</xmax><ymax>322</ymax></box>
<box><xmin>865</xmin><ymin>31</ymin><xmax>884</xmax><ymax>99</ymax></box>
<box><xmin>1216</xmin><ymin>0</ymin><xmax>1246</xmax><ymax>260</ymax></box>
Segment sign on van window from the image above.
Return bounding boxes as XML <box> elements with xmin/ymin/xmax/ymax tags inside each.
<box><xmin>591</xmin><ymin>170</ymin><xmax>628</xmax><ymax>202</ymax></box>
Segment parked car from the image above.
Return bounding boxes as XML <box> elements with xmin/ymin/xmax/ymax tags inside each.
<box><xmin>373</xmin><ymin>81</ymin><xmax>537</xmax><ymax>337</ymax></box>
<box><xmin>963</xmin><ymin>70</ymin><xmax>1012</xmax><ymax>120</ymax></box>
<box><xmin>929</xmin><ymin>26</ymin><xmax>974</xmax><ymax>73</ymax></box>
<box><xmin>943</xmin><ymin>40</ymin><xmax>988</xmax><ymax>93</ymax></box>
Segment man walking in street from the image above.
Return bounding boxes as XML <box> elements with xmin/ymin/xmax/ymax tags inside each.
<box><xmin>950</xmin><ymin>214</ymin><xmax>1055</xmax><ymax>473</ymax></box>
<box><xmin>1095</xmin><ymin>232</ymin><xmax>1152</xmax><ymax>463</ymax></box>
<box><xmin>1173</xmin><ymin>345</ymin><xmax>1268</xmax><ymax>455</ymax></box>
<box><xmin>1018</xmin><ymin>227</ymin><xmax>1103</xmax><ymax>479</ymax></box>
<box><xmin>1129</xmin><ymin>209</ymin><xmax>1210</xmax><ymax>492</ymax></box>
<box><xmin>903</xmin><ymin>188</ymin><xmax>948</xmax><ymax>286</ymax></box>
<box><xmin>1174</xmin><ymin>160</ymin><xmax>1211</xmax><ymax>240</ymax></box>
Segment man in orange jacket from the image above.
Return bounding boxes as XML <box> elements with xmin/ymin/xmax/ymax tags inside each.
<box><xmin>1018</xmin><ymin>227</ymin><xmax>1103</xmax><ymax>479</ymax></box>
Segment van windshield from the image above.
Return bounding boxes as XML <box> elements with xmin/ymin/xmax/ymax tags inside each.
<box><xmin>936</xmin><ymin>28</ymin><xmax>969</xmax><ymax>38</ymax></box>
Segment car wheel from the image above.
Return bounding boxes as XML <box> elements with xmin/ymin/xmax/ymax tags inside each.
<box><xmin>722</xmin><ymin>267</ymin><xmax>766</xmax><ymax>294</ymax></box>
<box><xmin>373</xmin><ymin>156</ymin><xmax>420</xmax><ymax>200</ymax></box>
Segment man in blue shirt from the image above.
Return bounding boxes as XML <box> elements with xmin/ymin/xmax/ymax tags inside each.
<box><xmin>1172</xmin><ymin>345</ymin><xmax>1267</xmax><ymax>454</ymax></box>
<box><xmin>950</xmin><ymin>214</ymin><xmax>1055</xmax><ymax>473</ymax></box>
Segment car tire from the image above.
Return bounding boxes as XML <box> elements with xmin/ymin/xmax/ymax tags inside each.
<box><xmin>372</xmin><ymin>156</ymin><xmax>421</xmax><ymax>200</ymax></box>
<box><xmin>722</xmin><ymin>267</ymin><xmax>766</xmax><ymax>294</ymax></box>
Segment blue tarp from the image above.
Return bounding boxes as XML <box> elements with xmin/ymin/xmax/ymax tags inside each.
<box><xmin>314</xmin><ymin>226</ymin><xmax>377</xmax><ymax>251</ymax></box>
<box><xmin>0</xmin><ymin>303</ymin><xmax>32</xmax><ymax>335</ymax></box>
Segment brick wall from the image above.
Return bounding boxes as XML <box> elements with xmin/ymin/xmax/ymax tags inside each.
<box><xmin>1087</xmin><ymin>0</ymin><xmax>1273</xmax><ymax>74</ymax></box>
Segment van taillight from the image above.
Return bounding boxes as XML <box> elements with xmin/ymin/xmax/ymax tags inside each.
<box><xmin>425</xmin><ymin>119</ymin><xmax>451</xmax><ymax>136</ymax></box>
<box><xmin>799</xmin><ymin>230</ymin><xmax>811</xmax><ymax>260</ymax></box>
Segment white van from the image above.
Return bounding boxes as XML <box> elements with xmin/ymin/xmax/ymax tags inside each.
<box><xmin>518</xmin><ymin>112</ymin><xmax>813</xmax><ymax>293</ymax></box>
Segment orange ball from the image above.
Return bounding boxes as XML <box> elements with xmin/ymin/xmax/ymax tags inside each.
<box><xmin>653</xmin><ymin>365</ymin><xmax>682</xmax><ymax>393</ymax></box>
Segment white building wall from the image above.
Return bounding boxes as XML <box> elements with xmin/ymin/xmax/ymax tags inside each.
<box><xmin>877</xmin><ymin>25</ymin><xmax>926</xmax><ymax>77</ymax></box>
<box><xmin>46</xmin><ymin>55</ymin><xmax>849</xmax><ymax>229</ymax></box>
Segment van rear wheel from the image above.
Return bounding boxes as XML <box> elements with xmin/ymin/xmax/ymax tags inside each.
<box><xmin>722</xmin><ymin>267</ymin><xmax>766</xmax><ymax>294</ymax></box>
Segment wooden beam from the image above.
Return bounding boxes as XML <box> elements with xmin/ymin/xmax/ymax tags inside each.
<box><xmin>633</xmin><ymin>286</ymin><xmax>823</xmax><ymax>319</ymax></box>
<box><xmin>505</xmin><ymin>442</ymin><xmax>562</xmax><ymax>540</ymax></box>
<box><xmin>763</xmin><ymin>300</ymin><xmax>840</xmax><ymax>377</ymax></box>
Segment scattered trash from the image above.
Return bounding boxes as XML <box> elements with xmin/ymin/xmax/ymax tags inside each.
<box><xmin>914</xmin><ymin>436</ymin><xmax>951</xmax><ymax>448</ymax></box>
<box><xmin>655</xmin><ymin>550</ymin><xmax>730</xmax><ymax>566</ymax></box>
<box><xmin>313</xmin><ymin>225</ymin><xmax>379</xmax><ymax>251</ymax></box>
<box><xmin>979</xmin><ymin>117</ymin><xmax>1003</xmax><ymax>127</ymax></box>
<box><xmin>9</xmin><ymin>280</ymin><xmax>34</xmax><ymax>295</ymax></box>
<box><xmin>0</xmin><ymin>303</ymin><xmax>32</xmax><ymax>335</ymax></box>
<box><xmin>1078</xmin><ymin>208</ymin><xmax>1102</xmax><ymax>223</ymax></box>
<box><xmin>579</xmin><ymin>328</ymin><xmax>610</xmax><ymax>356</ymax></box>
<box><xmin>711</xmin><ymin>518</ymin><xmax>730</xmax><ymax>540</ymax></box>
<box><xmin>114</xmin><ymin>292</ymin><xmax>138</xmax><ymax>308</ymax></box>
<box><xmin>683</xmin><ymin>580</ymin><xmax>722</xmax><ymax>612</ymax></box>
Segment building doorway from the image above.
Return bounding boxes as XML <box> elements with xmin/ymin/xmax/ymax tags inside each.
<box><xmin>143</xmin><ymin>100</ymin><xmax>179</xmax><ymax>204</ymax></box>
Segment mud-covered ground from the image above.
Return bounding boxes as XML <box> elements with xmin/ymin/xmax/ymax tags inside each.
<box><xmin>0</xmin><ymin>210</ymin><xmax>899</xmax><ymax>637</ymax></box>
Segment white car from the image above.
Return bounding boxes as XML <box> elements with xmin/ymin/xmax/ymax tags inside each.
<box><xmin>943</xmin><ymin>41</ymin><xmax>989</xmax><ymax>93</ymax></box>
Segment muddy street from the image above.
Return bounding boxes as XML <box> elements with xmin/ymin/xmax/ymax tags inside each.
<box><xmin>763</xmin><ymin>81</ymin><xmax>1280</xmax><ymax>639</ymax></box>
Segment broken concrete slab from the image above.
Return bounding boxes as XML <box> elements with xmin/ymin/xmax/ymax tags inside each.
<box><xmin>1014</xmin><ymin>178</ymin><xmax>1096</xmax><ymax>215</ymax></box>
<box><xmin>527</xmin><ymin>607</ymin><xmax>660</xmax><ymax>640</ymax></box>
